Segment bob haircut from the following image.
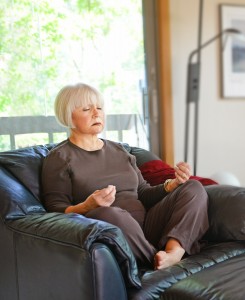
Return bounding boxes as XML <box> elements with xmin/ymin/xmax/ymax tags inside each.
<box><xmin>54</xmin><ymin>83</ymin><xmax>104</xmax><ymax>128</ymax></box>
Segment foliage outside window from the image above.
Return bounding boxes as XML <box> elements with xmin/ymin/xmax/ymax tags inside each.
<box><xmin>0</xmin><ymin>0</ymin><xmax>146</xmax><ymax>149</ymax></box>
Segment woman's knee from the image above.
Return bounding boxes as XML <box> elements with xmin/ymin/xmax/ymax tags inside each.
<box><xmin>184</xmin><ymin>179</ymin><xmax>203</xmax><ymax>190</ymax></box>
<box><xmin>178</xmin><ymin>180</ymin><xmax>208</xmax><ymax>206</ymax></box>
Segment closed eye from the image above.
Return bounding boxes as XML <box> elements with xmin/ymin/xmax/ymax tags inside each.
<box><xmin>81</xmin><ymin>105</ymin><xmax>103</xmax><ymax>111</ymax></box>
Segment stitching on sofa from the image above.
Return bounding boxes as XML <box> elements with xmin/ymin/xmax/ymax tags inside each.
<box><xmin>6</xmin><ymin>223</ymin><xmax>87</xmax><ymax>251</ymax></box>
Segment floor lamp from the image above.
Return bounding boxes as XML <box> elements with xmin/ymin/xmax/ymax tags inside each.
<box><xmin>184</xmin><ymin>28</ymin><xmax>241</xmax><ymax>176</ymax></box>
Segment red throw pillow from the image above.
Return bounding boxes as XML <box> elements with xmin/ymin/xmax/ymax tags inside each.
<box><xmin>139</xmin><ymin>160</ymin><xmax>217</xmax><ymax>186</ymax></box>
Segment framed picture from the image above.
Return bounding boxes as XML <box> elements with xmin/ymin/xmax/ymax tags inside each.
<box><xmin>220</xmin><ymin>4</ymin><xmax>245</xmax><ymax>98</ymax></box>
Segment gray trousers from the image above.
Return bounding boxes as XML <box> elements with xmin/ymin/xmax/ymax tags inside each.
<box><xmin>86</xmin><ymin>180</ymin><xmax>209</xmax><ymax>267</ymax></box>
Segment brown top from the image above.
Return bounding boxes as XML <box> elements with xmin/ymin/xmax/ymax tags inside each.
<box><xmin>41</xmin><ymin>139</ymin><xmax>167</xmax><ymax>224</ymax></box>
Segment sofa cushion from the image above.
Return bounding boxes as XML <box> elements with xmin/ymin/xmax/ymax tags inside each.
<box><xmin>204</xmin><ymin>185</ymin><xmax>245</xmax><ymax>242</ymax></box>
<box><xmin>160</xmin><ymin>251</ymin><xmax>245</xmax><ymax>300</ymax></box>
<box><xmin>0</xmin><ymin>145</ymin><xmax>50</xmax><ymax>201</ymax></box>
<box><xmin>129</xmin><ymin>146</ymin><xmax>160</xmax><ymax>167</ymax></box>
<box><xmin>128</xmin><ymin>241</ymin><xmax>245</xmax><ymax>299</ymax></box>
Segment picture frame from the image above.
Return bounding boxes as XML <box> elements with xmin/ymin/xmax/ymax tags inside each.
<box><xmin>220</xmin><ymin>4</ymin><xmax>245</xmax><ymax>98</ymax></box>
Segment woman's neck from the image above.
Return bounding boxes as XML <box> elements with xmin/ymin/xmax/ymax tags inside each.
<box><xmin>69</xmin><ymin>132</ymin><xmax>103</xmax><ymax>151</ymax></box>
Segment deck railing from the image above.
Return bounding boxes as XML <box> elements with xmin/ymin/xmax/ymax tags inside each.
<box><xmin>0</xmin><ymin>114</ymin><xmax>140</xmax><ymax>150</ymax></box>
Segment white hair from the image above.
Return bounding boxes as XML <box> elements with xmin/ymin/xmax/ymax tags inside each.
<box><xmin>54</xmin><ymin>83</ymin><xmax>104</xmax><ymax>128</ymax></box>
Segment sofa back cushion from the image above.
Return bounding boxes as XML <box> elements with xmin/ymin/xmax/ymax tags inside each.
<box><xmin>204</xmin><ymin>185</ymin><xmax>245</xmax><ymax>242</ymax></box>
<box><xmin>0</xmin><ymin>145</ymin><xmax>52</xmax><ymax>219</ymax></box>
<box><xmin>0</xmin><ymin>167</ymin><xmax>46</xmax><ymax>220</ymax></box>
<box><xmin>0</xmin><ymin>145</ymin><xmax>54</xmax><ymax>201</ymax></box>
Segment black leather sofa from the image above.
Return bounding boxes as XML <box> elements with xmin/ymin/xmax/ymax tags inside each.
<box><xmin>0</xmin><ymin>143</ymin><xmax>244</xmax><ymax>300</ymax></box>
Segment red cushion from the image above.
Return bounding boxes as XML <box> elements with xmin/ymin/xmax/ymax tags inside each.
<box><xmin>139</xmin><ymin>160</ymin><xmax>217</xmax><ymax>186</ymax></box>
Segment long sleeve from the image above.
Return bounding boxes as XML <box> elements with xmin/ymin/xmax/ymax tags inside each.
<box><xmin>42</xmin><ymin>150</ymin><xmax>72</xmax><ymax>213</ymax></box>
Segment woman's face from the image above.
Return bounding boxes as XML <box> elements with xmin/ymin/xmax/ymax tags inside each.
<box><xmin>71</xmin><ymin>103</ymin><xmax>105</xmax><ymax>135</ymax></box>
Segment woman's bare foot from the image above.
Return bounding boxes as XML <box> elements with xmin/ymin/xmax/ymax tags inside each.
<box><xmin>154</xmin><ymin>238</ymin><xmax>185</xmax><ymax>270</ymax></box>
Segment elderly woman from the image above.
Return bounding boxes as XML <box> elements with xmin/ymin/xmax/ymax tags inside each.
<box><xmin>42</xmin><ymin>83</ymin><xmax>209</xmax><ymax>270</ymax></box>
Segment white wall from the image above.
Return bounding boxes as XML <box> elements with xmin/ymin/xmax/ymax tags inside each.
<box><xmin>170</xmin><ymin>0</ymin><xmax>245</xmax><ymax>186</ymax></box>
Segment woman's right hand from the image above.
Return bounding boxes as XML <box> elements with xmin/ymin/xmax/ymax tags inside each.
<box><xmin>65</xmin><ymin>185</ymin><xmax>116</xmax><ymax>215</ymax></box>
<box><xmin>84</xmin><ymin>185</ymin><xmax>116</xmax><ymax>210</ymax></box>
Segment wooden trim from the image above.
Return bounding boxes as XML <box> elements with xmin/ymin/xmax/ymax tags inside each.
<box><xmin>156</xmin><ymin>0</ymin><xmax>174</xmax><ymax>165</ymax></box>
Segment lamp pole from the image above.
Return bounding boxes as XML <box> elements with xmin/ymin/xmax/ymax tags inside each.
<box><xmin>193</xmin><ymin>0</ymin><xmax>203</xmax><ymax>177</ymax></box>
<box><xmin>184</xmin><ymin>28</ymin><xmax>240</xmax><ymax>175</ymax></box>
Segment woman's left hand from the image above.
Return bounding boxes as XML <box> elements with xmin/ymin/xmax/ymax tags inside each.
<box><xmin>174</xmin><ymin>162</ymin><xmax>191</xmax><ymax>184</ymax></box>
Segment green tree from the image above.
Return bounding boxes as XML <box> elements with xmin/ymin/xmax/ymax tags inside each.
<box><xmin>0</xmin><ymin>0</ymin><xmax>143</xmax><ymax>116</ymax></box>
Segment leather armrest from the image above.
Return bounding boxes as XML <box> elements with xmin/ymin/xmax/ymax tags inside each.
<box><xmin>204</xmin><ymin>185</ymin><xmax>245</xmax><ymax>242</ymax></box>
<box><xmin>6</xmin><ymin>212</ymin><xmax>141</xmax><ymax>289</ymax></box>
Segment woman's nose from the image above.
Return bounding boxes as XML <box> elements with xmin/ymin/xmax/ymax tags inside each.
<box><xmin>92</xmin><ymin>107</ymin><xmax>99</xmax><ymax>115</ymax></box>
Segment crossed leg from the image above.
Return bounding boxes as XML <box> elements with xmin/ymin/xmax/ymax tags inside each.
<box><xmin>144</xmin><ymin>180</ymin><xmax>209</xmax><ymax>269</ymax></box>
<box><xmin>86</xmin><ymin>180</ymin><xmax>209</xmax><ymax>270</ymax></box>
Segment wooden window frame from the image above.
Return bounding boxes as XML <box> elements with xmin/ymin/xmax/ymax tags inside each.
<box><xmin>156</xmin><ymin>0</ymin><xmax>174</xmax><ymax>165</ymax></box>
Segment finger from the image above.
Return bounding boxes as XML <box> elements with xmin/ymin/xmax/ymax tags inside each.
<box><xmin>175</xmin><ymin>173</ymin><xmax>185</xmax><ymax>184</ymax></box>
<box><xmin>175</xmin><ymin>170</ymin><xmax>190</xmax><ymax>184</ymax></box>
<box><xmin>175</xmin><ymin>164</ymin><xmax>191</xmax><ymax>178</ymax></box>
<box><xmin>175</xmin><ymin>166</ymin><xmax>190</xmax><ymax>179</ymax></box>
<box><xmin>98</xmin><ymin>185</ymin><xmax>115</xmax><ymax>197</ymax></box>
<box><xmin>100</xmin><ymin>186</ymin><xmax>116</xmax><ymax>203</ymax></box>
<box><xmin>175</xmin><ymin>174</ymin><xmax>187</xmax><ymax>185</ymax></box>
<box><xmin>176</xmin><ymin>161</ymin><xmax>190</xmax><ymax>168</ymax></box>
<box><xmin>106</xmin><ymin>185</ymin><xmax>116</xmax><ymax>197</ymax></box>
<box><xmin>176</xmin><ymin>162</ymin><xmax>191</xmax><ymax>173</ymax></box>
<box><xmin>93</xmin><ymin>191</ymin><xmax>115</xmax><ymax>206</ymax></box>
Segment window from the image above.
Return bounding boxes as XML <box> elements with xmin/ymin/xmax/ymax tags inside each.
<box><xmin>0</xmin><ymin>0</ymin><xmax>149</xmax><ymax>150</ymax></box>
